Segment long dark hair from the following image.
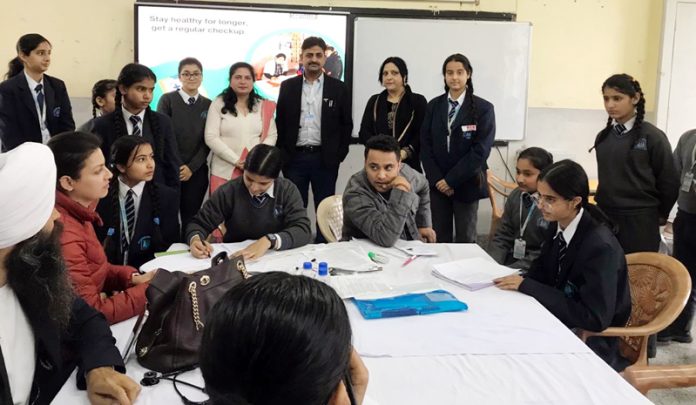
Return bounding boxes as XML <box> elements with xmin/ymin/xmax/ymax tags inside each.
<box><xmin>112</xmin><ymin>63</ymin><xmax>164</xmax><ymax>160</ymax></box>
<box><xmin>220</xmin><ymin>62</ymin><xmax>261</xmax><ymax>116</ymax></box>
<box><xmin>378</xmin><ymin>56</ymin><xmax>409</xmax><ymax>85</ymax></box>
<box><xmin>200</xmin><ymin>272</ymin><xmax>352</xmax><ymax>405</ymax></box>
<box><xmin>6</xmin><ymin>33</ymin><xmax>50</xmax><ymax>79</ymax></box>
<box><xmin>442</xmin><ymin>53</ymin><xmax>478</xmax><ymax>129</ymax></box>
<box><xmin>103</xmin><ymin>136</ymin><xmax>164</xmax><ymax>255</ymax></box>
<box><xmin>538</xmin><ymin>159</ymin><xmax>615</xmax><ymax>231</ymax></box>
<box><xmin>91</xmin><ymin>79</ymin><xmax>117</xmax><ymax>118</ymax></box>
<box><xmin>518</xmin><ymin>147</ymin><xmax>553</xmax><ymax>172</ymax></box>
<box><xmin>245</xmin><ymin>144</ymin><xmax>282</xmax><ymax>178</ymax></box>
<box><xmin>590</xmin><ymin>73</ymin><xmax>646</xmax><ymax>152</ymax></box>
<box><xmin>47</xmin><ymin>131</ymin><xmax>102</xmax><ymax>189</ymax></box>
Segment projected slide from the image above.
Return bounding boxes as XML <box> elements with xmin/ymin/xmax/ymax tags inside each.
<box><xmin>137</xmin><ymin>5</ymin><xmax>347</xmax><ymax>108</ymax></box>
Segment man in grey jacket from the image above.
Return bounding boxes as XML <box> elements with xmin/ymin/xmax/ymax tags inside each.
<box><xmin>343</xmin><ymin>134</ymin><xmax>435</xmax><ymax>246</ymax></box>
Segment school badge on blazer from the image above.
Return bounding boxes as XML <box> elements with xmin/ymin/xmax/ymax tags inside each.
<box><xmin>53</xmin><ymin>107</ymin><xmax>61</xmax><ymax>117</ymax></box>
<box><xmin>200</xmin><ymin>111</ymin><xmax>207</xmax><ymax>119</ymax></box>
<box><xmin>138</xmin><ymin>236</ymin><xmax>152</xmax><ymax>251</ymax></box>
<box><xmin>633</xmin><ymin>138</ymin><xmax>648</xmax><ymax>151</ymax></box>
<box><xmin>273</xmin><ymin>204</ymin><xmax>284</xmax><ymax>218</ymax></box>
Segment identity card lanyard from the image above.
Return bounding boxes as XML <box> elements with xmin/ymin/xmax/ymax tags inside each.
<box><xmin>302</xmin><ymin>79</ymin><xmax>321</xmax><ymax>125</ymax></box>
<box><xmin>35</xmin><ymin>94</ymin><xmax>47</xmax><ymax>131</ymax></box>
<box><xmin>119</xmin><ymin>199</ymin><xmax>133</xmax><ymax>265</ymax></box>
<box><xmin>513</xmin><ymin>193</ymin><xmax>535</xmax><ymax>259</ymax></box>
<box><xmin>681</xmin><ymin>143</ymin><xmax>696</xmax><ymax>193</ymax></box>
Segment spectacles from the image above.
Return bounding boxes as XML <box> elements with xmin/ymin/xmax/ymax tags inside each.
<box><xmin>530</xmin><ymin>192</ymin><xmax>561</xmax><ymax>208</ymax></box>
<box><xmin>181</xmin><ymin>72</ymin><xmax>201</xmax><ymax>79</ymax></box>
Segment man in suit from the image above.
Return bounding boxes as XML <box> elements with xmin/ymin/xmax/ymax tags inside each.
<box><xmin>0</xmin><ymin>143</ymin><xmax>140</xmax><ymax>404</ymax></box>
<box><xmin>0</xmin><ymin>38</ymin><xmax>75</xmax><ymax>151</ymax></box>
<box><xmin>275</xmin><ymin>36</ymin><xmax>352</xmax><ymax>242</ymax></box>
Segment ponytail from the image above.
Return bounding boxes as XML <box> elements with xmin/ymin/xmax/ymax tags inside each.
<box><xmin>5</xmin><ymin>57</ymin><xmax>23</xmax><ymax>80</ymax></box>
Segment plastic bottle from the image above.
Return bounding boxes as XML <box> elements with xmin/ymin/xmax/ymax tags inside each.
<box><xmin>317</xmin><ymin>262</ymin><xmax>329</xmax><ymax>283</ymax></box>
<box><xmin>302</xmin><ymin>261</ymin><xmax>315</xmax><ymax>278</ymax></box>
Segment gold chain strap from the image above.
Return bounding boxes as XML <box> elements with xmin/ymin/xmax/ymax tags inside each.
<box><xmin>188</xmin><ymin>281</ymin><xmax>205</xmax><ymax>331</ymax></box>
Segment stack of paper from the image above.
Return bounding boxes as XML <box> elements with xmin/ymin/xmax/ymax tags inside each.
<box><xmin>432</xmin><ymin>257</ymin><xmax>517</xmax><ymax>291</ymax></box>
<box><xmin>394</xmin><ymin>240</ymin><xmax>437</xmax><ymax>257</ymax></box>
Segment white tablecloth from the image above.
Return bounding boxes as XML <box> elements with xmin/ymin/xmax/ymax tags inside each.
<box><xmin>54</xmin><ymin>241</ymin><xmax>652</xmax><ymax>405</ymax></box>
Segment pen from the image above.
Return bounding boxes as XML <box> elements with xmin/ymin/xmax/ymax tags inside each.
<box><xmin>402</xmin><ymin>254</ymin><xmax>418</xmax><ymax>267</ymax></box>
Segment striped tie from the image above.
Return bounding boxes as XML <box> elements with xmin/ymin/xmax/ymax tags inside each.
<box><xmin>556</xmin><ymin>232</ymin><xmax>567</xmax><ymax>275</ymax></box>
<box><xmin>121</xmin><ymin>190</ymin><xmax>136</xmax><ymax>252</ymax></box>
<box><xmin>188</xmin><ymin>97</ymin><xmax>196</xmax><ymax>105</ymax></box>
<box><xmin>35</xmin><ymin>84</ymin><xmax>45</xmax><ymax>114</ymax></box>
<box><xmin>448</xmin><ymin>99</ymin><xmax>459</xmax><ymax>123</ymax></box>
<box><xmin>130</xmin><ymin>115</ymin><xmax>142</xmax><ymax>136</ymax></box>
<box><xmin>613</xmin><ymin>123</ymin><xmax>626</xmax><ymax>136</ymax></box>
<box><xmin>251</xmin><ymin>193</ymin><xmax>269</xmax><ymax>208</ymax></box>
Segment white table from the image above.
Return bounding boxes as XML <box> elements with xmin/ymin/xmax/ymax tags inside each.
<box><xmin>54</xmin><ymin>241</ymin><xmax>652</xmax><ymax>405</ymax></box>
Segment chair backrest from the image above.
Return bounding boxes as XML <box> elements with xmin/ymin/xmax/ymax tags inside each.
<box><xmin>316</xmin><ymin>195</ymin><xmax>343</xmax><ymax>243</ymax></box>
<box><xmin>619</xmin><ymin>252</ymin><xmax>691</xmax><ymax>365</ymax></box>
<box><xmin>486</xmin><ymin>170</ymin><xmax>517</xmax><ymax>242</ymax></box>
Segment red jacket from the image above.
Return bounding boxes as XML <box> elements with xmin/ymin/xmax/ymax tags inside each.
<box><xmin>55</xmin><ymin>191</ymin><xmax>147</xmax><ymax>324</ymax></box>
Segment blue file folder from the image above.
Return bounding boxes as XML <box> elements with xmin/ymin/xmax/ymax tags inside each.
<box><xmin>353</xmin><ymin>290</ymin><xmax>468</xmax><ymax>319</ymax></box>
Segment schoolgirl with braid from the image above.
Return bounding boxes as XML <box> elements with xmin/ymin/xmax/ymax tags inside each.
<box><xmin>420</xmin><ymin>53</ymin><xmax>496</xmax><ymax>243</ymax></box>
<box><xmin>77</xmin><ymin>79</ymin><xmax>117</xmax><ymax>133</ymax></box>
<box><xmin>91</xmin><ymin>63</ymin><xmax>182</xmax><ymax>193</ymax></box>
<box><xmin>95</xmin><ymin>136</ymin><xmax>180</xmax><ymax>269</ymax></box>
<box><xmin>591</xmin><ymin>74</ymin><xmax>679</xmax><ymax>255</ymax></box>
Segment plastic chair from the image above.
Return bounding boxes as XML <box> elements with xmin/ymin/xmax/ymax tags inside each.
<box><xmin>623</xmin><ymin>364</ymin><xmax>696</xmax><ymax>394</ymax></box>
<box><xmin>486</xmin><ymin>170</ymin><xmax>517</xmax><ymax>243</ymax></box>
<box><xmin>316</xmin><ymin>195</ymin><xmax>343</xmax><ymax>243</ymax></box>
<box><xmin>578</xmin><ymin>252</ymin><xmax>691</xmax><ymax>368</ymax></box>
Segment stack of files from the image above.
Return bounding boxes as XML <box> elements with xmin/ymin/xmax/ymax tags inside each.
<box><xmin>432</xmin><ymin>257</ymin><xmax>517</xmax><ymax>291</ymax></box>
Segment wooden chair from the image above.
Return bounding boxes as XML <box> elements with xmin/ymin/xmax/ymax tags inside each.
<box><xmin>316</xmin><ymin>195</ymin><xmax>343</xmax><ymax>243</ymax></box>
<box><xmin>486</xmin><ymin>169</ymin><xmax>517</xmax><ymax>243</ymax></box>
<box><xmin>579</xmin><ymin>252</ymin><xmax>691</xmax><ymax>369</ymax></box>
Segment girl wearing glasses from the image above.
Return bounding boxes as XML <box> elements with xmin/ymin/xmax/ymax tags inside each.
<box><xmin>494</xmin><ymin>159</ymin><xmax>631</xmax><ymax>371</ymax></box>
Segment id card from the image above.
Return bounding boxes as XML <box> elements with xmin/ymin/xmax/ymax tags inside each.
<box><xmin>513</xmin><ymin>238</ymin><xmax>526</xmax><ymax>259</ymax></box>
<box><xmin>681</xmin><ymin>172</ymin><xmax>694</xmax><ymax>192</ymax></box>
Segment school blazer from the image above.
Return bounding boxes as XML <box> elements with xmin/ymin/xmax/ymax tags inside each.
<box><xmin>91</xmin><ymin>110</ymin><xmax>182</xmax><ymax>191</ymax></box>
<box><xmin>0</xmin><ymin>73</ymin><xmax>75</xmax><ymax>151</ymax></box>
<box><xmin>275</xmin><ymin>75</ymin><xmax>353</xmax><ymax>169</ymax></box>
<box><xmin>0</xmin><ymin>297</ymin><xmax>123</xmax><ymax>405</ymax></box>
<box><xmin>420</xmin><ymin>93</ymin><xmax>496</xmax><ymax>203</ymax></box>
<box><xmin>519</xmin><ymin>210</ymin><xmax>632</xmax><ymax>371</ymax></box>
<box><xmin>95</xmin><ymin>182</ymin><xmax>180</xmax><ymax>270</ymax></box>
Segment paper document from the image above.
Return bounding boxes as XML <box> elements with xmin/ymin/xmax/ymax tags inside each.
<box><xmin>330</xmin><ymin>276</ymin><xmax>438</xmax><ymax>299</ymax></box>
<box><xmin>393</xmin><ymin>240</ymin><xmax>437</xmax><ymax>256</ymax></box>
<box><xmin>432</xmin><ymin>257</ymin><xmax>517</xmax><ymax>291</ymax></box>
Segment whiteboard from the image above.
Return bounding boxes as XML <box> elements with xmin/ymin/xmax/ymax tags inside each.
<box><xmin>352</xmin><ymin>17</ymin><xmax>531</xmax><ymax>141</ymax></box>
<box><xmin>656</xmin><ymin>0</ymin><xmax>696</xmax><ymax>147</ymax></box>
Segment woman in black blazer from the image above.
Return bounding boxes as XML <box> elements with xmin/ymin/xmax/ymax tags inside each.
<box><xmin>420</xmin><ymin>53</ymin><xmax>496</xmax><ymax>243</ymax></box>
<box><xmin>495</xmin><ymin>159</ymin><xmax>632</xmax><ymax>371</ymax></box>
<box><xmin>0</xmin><ymin>33</ymin><xmax>74</xmax><ymax>151</ymax></box>
<box><xmin>359</xmin><ymin>57</ymin><xmax>427</xmax><ymax>172</ymax></box>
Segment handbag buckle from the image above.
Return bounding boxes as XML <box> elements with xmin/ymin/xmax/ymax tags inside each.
<box><xmin>200</xmin><ymin>275</ymin><xmax>210</xmax><ymax>286</ymax></box>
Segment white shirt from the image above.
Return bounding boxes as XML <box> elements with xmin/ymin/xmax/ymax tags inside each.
<box><xmin>0</xmin><ymin>284</ymin><xmax>36</xmax><ymax>405</ymax></box>
<box><xmin>298</xmin><ymin>74</ymin><xmax>324</xmax><ymax>146</ymax></box>
<box><xmin>23</xmin><ymin>70</ymin><xmax>50</xmax><ymax>144</ymax></box>
<box><xmin>118</xmin><ymin>177</ymin><xmax>146</xmax><ymax>221</ymax></box>
<box><xmin>178</xmin><ymin>89</ymin><xmax>199</xmax><ymax>105</ymax></box>
<box><xmin>556</xmin><ymin>207</ymin><xmax>585</xmax><ymax>244</ymax></box>
<box><xmin>121</xmin><ymin>109</ymin><xmax>147</xmax><ymax>135</ymax></box>
<box><xmin>247</xmin><ymin>182</ymin><xmax>275</xmax><ymax>199</ymax></box>
<box><xmin>447</xmin><ymin>90</ymin><xmax>466</xmax><ymax>124</ymax></box>
<box><xmin>612</xmin><ymin>115</ymin><xmax>636</xmax><ymax>134</ymax></box>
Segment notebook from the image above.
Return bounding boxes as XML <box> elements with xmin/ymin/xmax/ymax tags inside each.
<box><xmin>432</xmin><ymin>257</ymin><xmax>518</xmax><ymax>291</ymax></box>
<box><xmin>352</xmin><ymin>290</ymin><xmax>468</xmax><ymax>319</ymax></box>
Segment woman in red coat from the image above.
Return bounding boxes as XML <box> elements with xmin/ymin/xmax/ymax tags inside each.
<box><xmin>48</xmin><ymin>131</ymin><xmax>155</xmax><ymax>324</ymax></box>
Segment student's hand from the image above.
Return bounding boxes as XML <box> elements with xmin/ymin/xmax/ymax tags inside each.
<box><xmin>435</xmin><ymin>179</ymin><xmax>451</xmax><ymax>194</ymax></box>
<box><xmin>99</xmin><ymin>292</ymin><xmax>108</xmax><ymax>302</ymax></box>
<box><xmin>235</xmin><ymin>160</ymin><xmax>245</xmax><ymax>170</ymax></box>
<box><xmin>418</xmin><ymin>227</ymin><xmax>437</xmax><ymax>243</ymax></box>
<box><xmin>190</xmin><ymin>235</ymin><xmax>213</xmax><ymax>258</ymax></box>
<box><xmin>391</xmin><ymin>176</ymin><xmax>412</xmax><ymax>193</ymax></box>
<box><xmin>132</xmin><ymin>270</ymin><xmax>157</xmax><ymax>285</ymax></box>
<box><xmin>494</xmin><ymin>274</ymin><xmax>524</xmax><ymax>291</ymax></box>
<box><xmin>329</xmin><ymin>348</ymin><xmax>369</xmax><ymax>405</ymax></box>
<box><xmin>86</xmin><ymin>367</ymin><xmax>140</xmax><ymax>405</ymax></box>
<box><xmin>179</xmin><ymin>165</ymin><xmax>193</xmax><ymax>182</ymax></box>
<box><xmin>232</xmin><ymin>237</ymin><xmax>272</xmax><ymax>262</ymax></box>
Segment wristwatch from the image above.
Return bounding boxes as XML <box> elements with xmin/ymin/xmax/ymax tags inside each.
<box><xmin>265</xmin><ymin>233</ymin><xmax>278</xmax><ymax>249</ymax></box>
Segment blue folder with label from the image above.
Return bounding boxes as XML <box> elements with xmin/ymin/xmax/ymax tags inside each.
<box><xmin>352</xmin><ymin>290</ymin><xmax>468</xmax><ymax>319</ymax></box>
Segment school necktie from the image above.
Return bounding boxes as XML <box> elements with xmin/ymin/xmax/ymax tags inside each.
<box><xmin>34</xmin><ymin>84</ymin><xmax>44</xmax><ymax>114</ymax></box>
<box><xmin>251</xmin><ymin>193</ymin><xmax>269</xmax><ymax>208</ymax></box>
<box><xmin>188</xmin><ymin>97</ymin><xmax>196</xmax><ymax>105</ymax></box>
<box><xmin>555</xmin><ymin>232</ymin><xmax>567</xmax><ymax>275</ymax></box>
<box><xmin>613</xmin><ymin>123</ymin><xmax>626</xmax><ymax>136</ymax></box>
<box><xmin>522</xmin><ymin>192</ymin><xmax>533</xmax><ymax>208</ymax></box>
<box><xmin>122</xmin><ymin>189</ymin><xmax>136</xmax><ymax>253</ymax></box>
<box><xmin>448</xmin><ymin>99</ymin><xmax>459</xmax><ymax>123</ymax></box>
<box><xmin>130</xmin><ymin>115</ymin><xmax>142</xmax><ymax>136</ymax></box>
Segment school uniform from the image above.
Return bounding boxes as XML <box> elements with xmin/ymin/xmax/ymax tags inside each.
<box><xmin>659</xmin><ymin>129</ymin><xmax>696</xmax><ymax>340</ymax></box>
<box><xmin>359</xmin><ymin>86</ymin><xmax>427</xmax><ymax>171</ymax></box>
<box><xmin>519</xmin><ymin>209</ymin><xmax>632</xmax><ymax>371</ymax></box>
<box><xmin>157</xmin><ymin>90</ymin><xmax>212</xmax><ymax>230</ymax></box>
<box><xmin>95</xmin><ymin>179</ymin><xmax>180</xmax><ymax>270</ymax></box>
<box><xmin>488</xmin><ymin>188</ymin><xmax>550</xmax><ymax>270</ymax></box>
<box><xmin>91</xmin><ymin>109</ymin><xmax>182</xmax><ymax>192</ymax></box>
<box><xmin>594</xmin><ymin>118</ymin><xmax>680</xmax><ymax>253</ymax></box>
<box><xmin>275</xmin><ymin>73</ymin><xmax>353</xmax><ymax>240</ymax></box>
<box><xmin>0</xmin><ymin>71</ymin><xmax>75</xmax><ymax>151</ymax></box>
<box><xmin>420</xmin><ymin>91</ymin><xmax>496</xmax><ymax>243</ymax></box>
